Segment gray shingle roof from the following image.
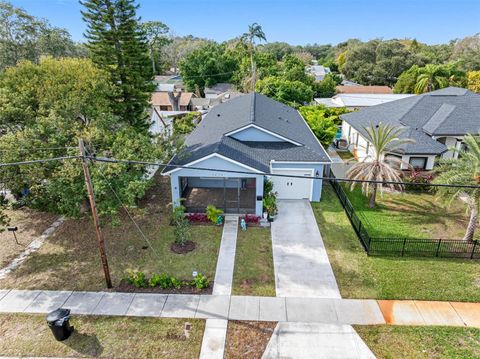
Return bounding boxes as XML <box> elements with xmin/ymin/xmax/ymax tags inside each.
<box><xmin>340</xmin><ymin>87</ymin><xmax>480</xmax><ymax>155</ymax></box>
<box><xmin>164</xmin><ymin>93</ymin><xmax>330</xmax><ymax>173</ymax></box>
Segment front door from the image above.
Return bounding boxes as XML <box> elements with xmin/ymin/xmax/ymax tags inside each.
<box><xmin>271</xmin><ymin>169</ymin><xmax>313</xmax><ymax>200</ymax></box>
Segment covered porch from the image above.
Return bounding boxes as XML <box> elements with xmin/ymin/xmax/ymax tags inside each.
<box><xmin>180</xmin><ymin>177</ymin><xmax>257</xmax><ymax>214</ymax></box>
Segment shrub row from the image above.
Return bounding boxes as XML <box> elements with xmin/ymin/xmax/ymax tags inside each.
<box><xmin>124</xmin><ymin>270</ymin><xmax>209</xmax><ymax>289</ymax></box>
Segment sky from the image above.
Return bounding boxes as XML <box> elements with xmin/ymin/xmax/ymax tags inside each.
<box><xmin>8</xmin><ymin>0</ymin><xmax>480</xmax><ymax>45</ymax></box>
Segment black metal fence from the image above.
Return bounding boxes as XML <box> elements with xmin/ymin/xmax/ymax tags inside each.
<box><xmin>329</xmin><ymin>177</ymin><xmax>480</xmax><ymax>259</ymax></box>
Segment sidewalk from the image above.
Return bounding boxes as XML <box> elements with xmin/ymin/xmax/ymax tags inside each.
<box><xmin>0</xmin><ymin>289</ymin><xmax>479</xmax><ymax>328</ymax></box>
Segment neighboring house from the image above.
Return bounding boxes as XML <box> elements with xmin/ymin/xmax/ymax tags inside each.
<box><xmin>150</xmin><ymin>92</ymin><xmax>196</xmax><ymax>111</ymax></box>
<box><xmin>162</xmin><ymin>93</ymin><xmax>331</xmax><ymax>215</ymax></box>
<box><xmin>306</xmin><ymin>61</ymin><xmax>331</xmax><ymax>81</ymax></box>
<box><xmin>191</xmin><ymin>97</ymin><xmax>222</xmax><ymax>111</ymax></box>
<box><xmin>340</xmin><ymin>87</ymin><xmax>480</xmax><ymax>170</ymax></box>
<box><xmin>340</xmin><ymin>80</ymin><xmax>361</xmax><ymax>86</ymax></box>
<box><xmin>315</xmin><ymin>93</ymin><xmax>414</xmax><ymax>110</ymax></box>
<box><xmin>336</xmin><ymin>85</ymin><xmax>393</xmax><ymax>94</ymax></box>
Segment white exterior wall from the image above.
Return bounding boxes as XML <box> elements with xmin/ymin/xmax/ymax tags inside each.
<box><xmin>437</xmin><ymin>136</ymin><xmax>462</xmax><ymax>159</ymax></box>
<box><xmin>343</xmin><ymin>121</ymin><xmax>437</xmax><ymax>170</ymax></box>
<box><xmin>341</xmin><ymin>122</ymin><xmax>374</xmax><ymax>161</ymax></box>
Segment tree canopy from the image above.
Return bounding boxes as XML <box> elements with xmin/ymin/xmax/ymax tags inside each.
<box><xmin>0</xmin><ymin>58</ymin><xmax>170</xmax><ymax>220</ymax></box>
<box><xmin>81</xmin><ymin>0</ymin><xmax>155</xmax><ymax>132</ymax></box>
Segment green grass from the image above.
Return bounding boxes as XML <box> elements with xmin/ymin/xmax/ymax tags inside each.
<box><xmin>344</xmin><ymin>185</ymin><xmax>468</xmax><ymax>239</ymax></box>
<box><xmin>232</xmin><ymin>227</ymin><xmax>276</xmax><ymax>296</ymax></box>
<box><xmin>0</xmin><ymin>212</ymin><xmax>222</xmax><ymax>291</ymax></box>
<box><xmin>354</xmin><ymin>325</ymin><xmax>480</xmax><ymax>359</ymax></box>
<box><xmin>312</xmin><ymin>184</ymin><xmax>480</xmax><ymax>301</ymax></box>
<box><xmin>0</xmin><ymin>314</ymin><xmax>204</xmax><ymax>359</ymax></box>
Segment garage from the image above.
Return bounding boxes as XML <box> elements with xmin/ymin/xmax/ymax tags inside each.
<box><xmin>270</xmin><ymin>168</ymin><xmax>313</xmax><ymax>200</ymax></box>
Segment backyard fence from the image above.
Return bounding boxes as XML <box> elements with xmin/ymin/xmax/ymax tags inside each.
<box><xmin>329</xmin><ymin>176</ymin><xmax>480</xmax><ymax>259</ymax></box>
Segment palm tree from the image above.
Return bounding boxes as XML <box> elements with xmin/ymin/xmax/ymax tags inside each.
<box><xmin>241</xmin><ymin>23</ymin><xmax>266</xmax><ymax>91</ymax></box>
<box><xmin>433</xmin><ymin>132</ymin><xmax>480</xmax><ymax>241</ymax></box>
<box><xmin>414</xmin><ymin>64</ymin><xmax>449</xmax><ymax>94</ymax></box>
<box><xmin>346</xmin><ymin>123</ymin><xmax>414</xmax><ymax>208</ymax></box>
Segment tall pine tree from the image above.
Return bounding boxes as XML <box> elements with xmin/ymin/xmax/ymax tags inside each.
<box><xmin>80</xmin><ymin>0</ymin><xmax>154</xmax><ymax>131</ymax></box>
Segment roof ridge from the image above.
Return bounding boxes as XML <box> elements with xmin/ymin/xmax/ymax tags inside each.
<box><xmin>250</xmin><ymin>92</ymin><xmax>256</xmax><ymax>123</ymax></box>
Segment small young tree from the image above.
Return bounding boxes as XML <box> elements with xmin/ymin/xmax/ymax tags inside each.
<box><xmin>171</xmin><ymin>205</ymin><xmax>191</xmax><ymax>246</ymax></box>
<box><xmin>346</xmin><ymin>123</ymin><xmax>414</xmax><ymax>208</ymax></box>
<box><xmin>433</xmin><ymin>132</ymin><xmax>480</xmax><ymax>241</ymax></box>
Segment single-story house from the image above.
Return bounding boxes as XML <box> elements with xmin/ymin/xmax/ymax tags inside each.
<box><xmin>151</xmin><ymin>91</ymin><xmax>196</xmax><ymax>112</ymax></box>
<box><xmin>336</xmin><ymin>85</ymin><xmax>393</xmax><ymax>94</ymax></box>
<box><xmin>340</xmin><ymin>87</ymin><xmax>480</xmax><ymax>170</ymax></box>
<box><xmin>315</xmin><ymin>93</ymin><xmax>414</xmax><ymax>110</ymax></box>
<box><xmin>162</xmin><ymin>92</ymin><xmax>331</xmax><ymax>215</ymax></box>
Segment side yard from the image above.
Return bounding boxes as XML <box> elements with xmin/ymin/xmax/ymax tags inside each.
<box><xmin>232</xmin><ymin>227</ymin><xmax>275</xmax><ymax>297</ymax></box>
<box><xmin>0</xmin><ymin>313</ymin><xmax>204</xmax><ymax>359</ymax></box>
<box><xmin>355</xmin><ymin>325</ymin><xmax>480</xmax><ymax>359</ymax></box>
<box><xmin>0</xmin><ymin>208</ymin><xmax>58</xmax><ymax>268</ymax></box>
<box><xmin>0</xmin><ymin>177</ymin><xmax>223</xmax><ymax>291</ymax></box>
<box><xmin>345</xmin><ymin>185</ymin><xmax>468</xmax><ymax>239</ymax></box>
<box><xmin>312</xmin><ymin>184</ymin><xmax>480</xmax><ymax>301</ymax></box>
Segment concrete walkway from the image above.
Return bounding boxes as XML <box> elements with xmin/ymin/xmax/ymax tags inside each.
<box><xmin>271</xmin><ymin>200</ymin><xmax>340</xmax><ymax>298</ymax></box>
<box><xmin>262</xmin><ymin>323</ymin><xmax>375</xmax><ymax>359</ymax></box>
<box><xmin>2</xmin><ymin>289</ymin><xmax>478</xmax><ymax>328</ymax></box>
<box><xmin>199</xmin><ymin>215</ymin><xmax>238</xmax><ymax>359</ymax></box>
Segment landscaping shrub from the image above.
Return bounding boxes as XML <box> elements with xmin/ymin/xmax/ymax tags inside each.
<box><xmin>124</xmin><ymin>270</ymin><xmax>148</xmax><ymax>288</ymax></box>
<box><xmin>263</xmin><ymin>179</ymin><xmax>278</xmax><ymax>218</ymax></box>
<box><xmin>240</xmin><ymin>214</ymin><xmax>261</xmax><ymax>223</ymax></box>
<box><xmin>192</xmin><ymin>273</ymin><xmax>209</xmax><ymax>289</ymax></box>
<box><xmin>186</xmin><ymin>213</ymin><xmax>210</xmax><ymax>223</ymax></box>
<box><xmin>126</xmin><ymin>271</ymin><xmax>210</xmax><ymax>290</ymax></box>
<box><xmin>206</xmin><ymin>205</ymin><xmax>224</xmax><ymax>224</ymax></box>
<box><xmin>404</xmin><ymin>171</ymin><xmax>434</xmax><ymax>192</ymax></box>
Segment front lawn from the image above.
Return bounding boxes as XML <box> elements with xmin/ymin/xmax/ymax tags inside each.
<box><xmin>312</xmin><ymin>185</ymin><xmax>480</xmax><ymax>301</ymax></box>
<box><xmin>0</xmin><ymin>313</ymin><xmax>204</xmax><ymax>359</ymax></box>
<box><xmin>232</xmin><ymin>227</ymin><xmax>275</xmax><ymax>296</ymax></box>
<box><xmin>0</xmin><ymin>208</ymin><xmax>58</xmax><ymax>268</ymax></box>
<box><xmin>345</xmin><ymin>185</ymin><xmax>468</xmax><ymax>239</ymax></box>
<box><xmin>354</xmin><ymin>325</ymin><xmax>480</xmax><ymax>359</ymax></box>
<box><xmin>0</xmin><ymin>178</ymin><xmax>222</xmax><ymax>291</ymax></box>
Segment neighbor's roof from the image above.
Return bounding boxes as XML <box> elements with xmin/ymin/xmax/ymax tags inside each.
<box><xmin>341</xmin><ymin>87</ymin><xmax>480</xmax><ymax>155</ymax></box>
<box><xmin>163</xmin><ymin>92</ymin><xmax>330</xmax><ymax>173</ymax></box>
<box><xmin>315</xmin><ymin>94</ymin><xmax>414</xmax><ymax>108</ymax></box>
<box><xmin>336</xmin><ymin>85</ymin><xmax>393</xmax><ymax>94</ymax></box>
<box><xmin>150</xmin><ymin>92</ymin><xmax>195</xmax><ymax>107</ymax></box>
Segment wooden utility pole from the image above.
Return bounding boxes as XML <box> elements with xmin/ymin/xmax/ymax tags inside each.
<box><xmin>79</xmin><ymin>139</ymin><xmax>112</xmax><ymax>288</ymax></box>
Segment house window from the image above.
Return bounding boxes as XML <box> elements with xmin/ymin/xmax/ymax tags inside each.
<box><xmin>159</xmin><ymin>105</ymin><xmax>169</xmax><ymax>111</ymax></box>
<box><xmin>409</xmin><ymin>157</ymin><xmax>427</xmax><ymax>170</ymax></box>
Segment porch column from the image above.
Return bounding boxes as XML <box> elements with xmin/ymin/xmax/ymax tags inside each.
<box><xmin>255</xmin><ymin>175</ymin><xmax>264</xmax><ymax>216</ymax></box>
<box><xmin>170</xmin><ymin>173</ymin><xmax>181</xmax><ymax>208</ymax></box>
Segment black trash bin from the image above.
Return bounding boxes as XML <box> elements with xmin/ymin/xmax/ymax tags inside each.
<box><xmin>46</xmin><ymin>308</ymin><xmax>74</xmax><ymax>341</ymax></box>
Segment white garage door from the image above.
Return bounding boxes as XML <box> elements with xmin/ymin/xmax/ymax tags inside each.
<box><xmin>270</xmin><ymin>169</ymin><xmax>313</xmax><ymax>200</ymax></box>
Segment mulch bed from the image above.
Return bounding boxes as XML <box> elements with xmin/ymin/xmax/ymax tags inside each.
<box><xmin>224</xmin><ymin>321</ymin><xmax>277</xmax><ymax>359</ymax></box>
<box><xmin>114</xmin><ymin>279</ymin><xmax>213</xmax><ymax>295</ymax></box>
<box><xmin>170</xmin><ymin>240</ymin><xmax>196</xmax><ymax>254</ymax></box>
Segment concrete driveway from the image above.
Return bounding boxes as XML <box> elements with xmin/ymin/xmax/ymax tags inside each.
<box><xmin>271</xmin><ymin>200</ymin><xmax>341</xmax><ymax>298</ymax></box>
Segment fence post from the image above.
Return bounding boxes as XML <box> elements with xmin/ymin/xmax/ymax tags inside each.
<box><xmin>471</xmin><ymin>240</ymin><xmax>478</xmax><ymax>259</ymax></box>
<box><xmin>401</xmin><ymin>238</ymin><xmax>407</xmax><ymax>257</ymax></box>
<box><xmin>436</xmin><ymin>238</ymin><xmax>442</xmax><ymax>257</ymax></box>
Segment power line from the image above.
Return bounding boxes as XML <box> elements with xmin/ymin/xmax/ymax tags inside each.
<box><xmin>0</xmin><ymin>156</ymin><xmax>80</xmax><ymax>168</ymax></box>
<box><xmin>0</xmin><ymin>146</ymin><xmax>78</xmax><ymax>152</ymax></box>
<box><xmin>0</xmin><ymin>153</ymin><xmax>478</xmax><ymax>190</ymax></box>
<box><xmin>88</xmin><ymin>155</ymin><xmax>480</xmax><ymax>190</ymax></box>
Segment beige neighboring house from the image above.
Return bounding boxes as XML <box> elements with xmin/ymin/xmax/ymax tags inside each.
<box><xmin>150</xmin><ymin>91</ymin><xmax>196</xmax><ymax>112</ymax></box>
<box><xmin>336</xmin><ymin>85</ymin><xmax>393</xmax><ymax>94</ymax></box>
